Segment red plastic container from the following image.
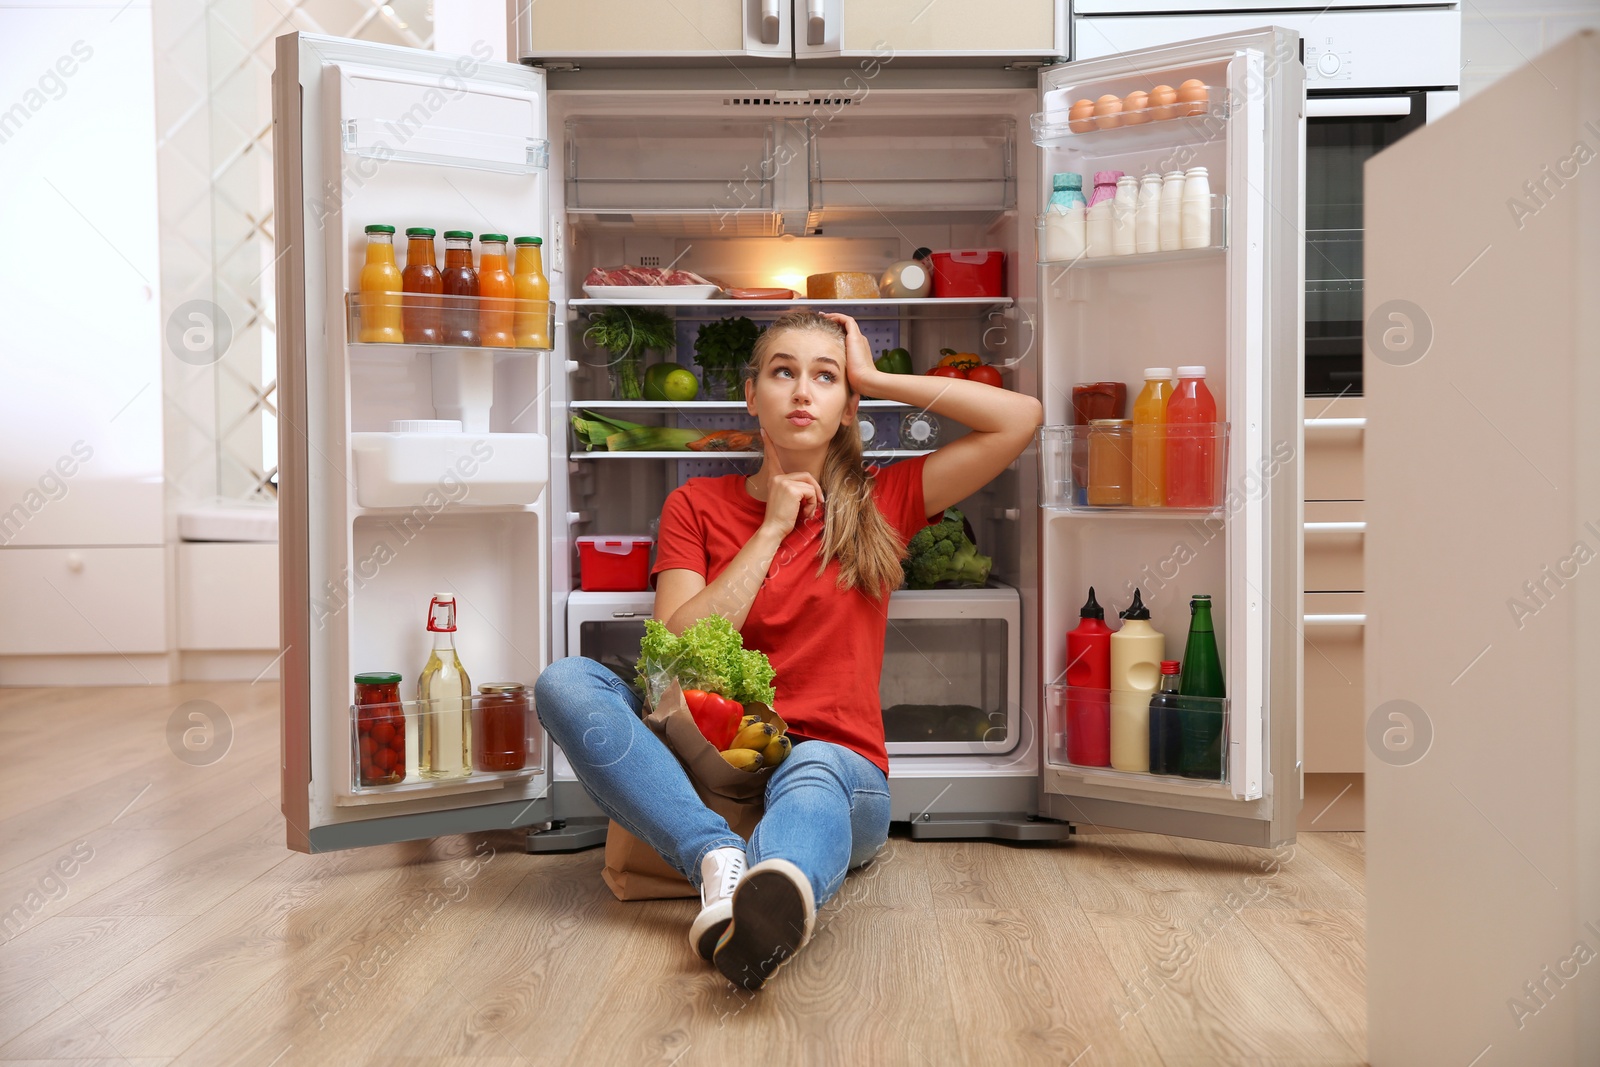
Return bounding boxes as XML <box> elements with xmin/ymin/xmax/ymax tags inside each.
<box><xmin>577</xmin><ymin>535</ymin><xmax>653</xmax><ymax>591</ymax></box>
<box><xmin>928</xmin><ymin>249</ymin><xmax>1005</xmax><ymax>298</ymax></box>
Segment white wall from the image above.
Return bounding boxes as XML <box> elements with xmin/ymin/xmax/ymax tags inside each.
<box><xmin>1463</xmin><ymin>0</ymin><xmax>1600</xmax><ymax>99</ymax></box>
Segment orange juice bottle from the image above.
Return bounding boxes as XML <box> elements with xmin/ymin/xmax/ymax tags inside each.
<box><xmin>513</xmin><ymin>236</ymin><xmax>550</xmax><ymax>349</ymax></box>
<box><xmin>357</xmin><ymin>224</ymin><xmax>403</xmax><ymax>343</ymax></box>
<box><xmin>477</xmin><ymin>234</ymin><xmax>515</xmax><ymax>348</ymax></box>
<box><xmin>1131</xmin><ymin>367</ymin><xmax>1172</xmax><ymax>507</ymax></box>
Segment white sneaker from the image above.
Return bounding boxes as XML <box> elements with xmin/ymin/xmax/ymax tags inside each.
<box><xmin>690</xmin><ymin>847</ymin><xmax>746</xmax><ymax>961</ymax></box>
<box><xmin>712</xmin><ymin>857</ymin><xmax>816</xmax><ymax>991</ymax></box>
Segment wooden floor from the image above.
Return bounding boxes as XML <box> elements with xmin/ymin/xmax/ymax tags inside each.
<box><xmin>0</xmin><ymin>682</ymin><xmax>1367</xmax><ymax>1067</ymax></box>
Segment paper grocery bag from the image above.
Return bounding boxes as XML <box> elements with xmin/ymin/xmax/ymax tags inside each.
<box><xmin>601</xmin><ymin>678</ymin><xmax>786</xmax><ymax>901</ymax></box>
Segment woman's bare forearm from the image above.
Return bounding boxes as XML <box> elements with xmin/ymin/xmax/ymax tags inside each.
<box><xmin>664</xmin><ymin>522</ymin><xmax>786</xmax><ymax>635</ymax></box>
<box><xmin>856</xmin><ymin>366</ymin><xmax>1041</xmax><ymax>433</ymax></box>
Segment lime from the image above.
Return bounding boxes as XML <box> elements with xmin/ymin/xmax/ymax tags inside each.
<box><xmin>661</xmin><ymin>367</ymin><xmax>700</xmax><ymax>402</ymax></box>
<box><xmin>642</xmin><ymin>362</ymin><xmax>677</xmax><ymax>401</ymax></box>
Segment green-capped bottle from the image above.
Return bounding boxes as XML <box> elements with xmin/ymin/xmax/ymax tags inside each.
<box><xmin>1177</xmin><ymin>594</ymin><xmax>1225</xmax><ymax>779</ymax></box>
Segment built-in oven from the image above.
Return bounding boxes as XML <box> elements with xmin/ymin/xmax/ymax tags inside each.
<box><xmin>1071</xmin><ymin>0</ymin><xmax>1462</xmax><ymax>395</ymax></box>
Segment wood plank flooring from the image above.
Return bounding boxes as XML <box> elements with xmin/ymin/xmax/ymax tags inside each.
<box><xmin>0</xmin><ymin>683</ymin><xmax>1367</xmax><ymax>1066</ymax></box>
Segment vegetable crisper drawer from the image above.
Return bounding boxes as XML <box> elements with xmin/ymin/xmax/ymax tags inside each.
<box><xmin>565</xmin><ymin>586</ymin><xmax>1022</xmax><ymax>757</ymax></box>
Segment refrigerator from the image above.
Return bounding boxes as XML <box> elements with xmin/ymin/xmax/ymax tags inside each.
<box><xmin>273</xmin><ymin>26</ymin><xmax>1303</xmax><ymax>853</ymax></box>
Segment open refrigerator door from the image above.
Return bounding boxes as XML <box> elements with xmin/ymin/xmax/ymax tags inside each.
<box><xmin>1031</xmin><ymin>28</ymin><xmax>1305</xmax><ymax>847</ymax></box>
<box><xmin>273</xmin><ymin>33</ymin><xmax>557</xmax><ymax>852</ymax></box>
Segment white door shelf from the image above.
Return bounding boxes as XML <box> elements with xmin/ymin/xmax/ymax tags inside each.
<box><xmin>1031</xmin><ymin>91</ymin><xmax>1231</xmax><ymax>149</ymax></box>
<box><xmin>1037</xmin><ymin>194</ymin><xmax>1228</xmax><ymax>266</ymax></box>
<box><xmin>342</xmin><ymin>117</ymin><xmax>549</xmax><ymax>174</ymax></box>
<box><xmin>351</xmin><ymin>431</ymin><xmax>548</xmax><ymax>509</ymax></box>
<box><xmin>346</xmin><ymin>292</ymin><xmax>554</xmax><ymax>352</ymax></box>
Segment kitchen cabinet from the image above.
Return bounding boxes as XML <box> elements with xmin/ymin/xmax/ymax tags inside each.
<box><xmin>518</xmin><ymin>0</ymin><xmax>1066</xmax><ymax>66</ymax></box>
<box><xmin>0</xmin><ymin>547</ymin><xmax>167</xmax><ymax>659</ymax></box>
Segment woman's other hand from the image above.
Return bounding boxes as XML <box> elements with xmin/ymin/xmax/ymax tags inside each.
<box><xmin>756</xmin><ymin>428</ymin><xmax>825</xmax><ymax>537</ymax></box>
<box><xmin>821</xmin><ymin>312</ymin><xmax>882</xmax><ymax>398</ymax></box>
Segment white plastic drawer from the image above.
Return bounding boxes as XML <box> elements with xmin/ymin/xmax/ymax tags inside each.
<box><xmin>178</xmin><ymin>543</ymin><xmax>279</xmax><ymax>650</ymax></box>
<box><xmin>0</xmin><ymin>547</ymin><xmax>166</xmax><ymax>655</ymax></box>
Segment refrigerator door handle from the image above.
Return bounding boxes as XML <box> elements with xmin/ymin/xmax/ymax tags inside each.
<box><xmin>807</xmin><ymin>0</ymin><xmax>826</xmax><ymax>45</ymax></box>
<box><xmin>1307</xmin><ymin>96</ymin><xmax>1413</xmax><ymax>118</ymax></box>
<box><xmin>1303</xmin><ymin>614</ymin><xmax>1367</xmax><ymax>626</ymax></box>
<box><xmin>760</xmin><ymin>0</ymin><xmax>781</xmax><ymax>44</ymax></box>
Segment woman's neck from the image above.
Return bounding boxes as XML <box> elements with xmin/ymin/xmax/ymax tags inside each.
<box><xmin>745</xmin><ymin>448</ymin><xmax>825</xmax><ymax>499</ymax></box>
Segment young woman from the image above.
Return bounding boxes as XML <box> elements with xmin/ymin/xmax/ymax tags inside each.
<box><xmin>535</xmin><ymin>309</ymin><xmax>1041</xmax><ymax>990</ymax></box>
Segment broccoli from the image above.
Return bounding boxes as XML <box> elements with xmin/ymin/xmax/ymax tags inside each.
<box><xmin>903</xmin><ymin>508</ymin><xmax>993</xmax><ymax>589</ymax></box>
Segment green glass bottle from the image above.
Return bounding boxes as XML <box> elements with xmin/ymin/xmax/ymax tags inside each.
<box><xmin>1177</xmin><ymin>594</ymin><xmax>1226</xmax><ymax>779</ymax></box>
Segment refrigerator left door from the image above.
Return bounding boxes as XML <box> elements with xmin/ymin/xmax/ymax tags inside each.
<box><xmin>273</xmin><ymin>33</ymin><xmax>556</xmax><ymax>853</ymax></box>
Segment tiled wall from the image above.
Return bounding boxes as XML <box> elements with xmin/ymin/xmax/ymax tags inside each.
<box><xmin>152</xmin><ymin>0</ymin><xmax>433</xmax><ymax>512</ymax></box>
<box><xmin>1462</xmin><ymin>0</ymin><xmax>1600</xmax><ymax>99</ymax></box>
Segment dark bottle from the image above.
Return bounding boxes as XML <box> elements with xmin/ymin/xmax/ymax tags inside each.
<box><xmin>441</xmin><ymin>229</ymin><xmax>480</xmax><ymax>346</ymax></box>
<box><xmin>1147</xmin><ymin>660</ymin><xmax>1182</xmax><ymax>775</ymax></box>
<box><xmin>401</xmin><ymin>227</ymin><xmax>442</xmax><ymax>345</ymax></box>
<box><xmin>1177</xmin><ymin>594</ymin><xmax>1226</xmax><ymax>779</ymax></box>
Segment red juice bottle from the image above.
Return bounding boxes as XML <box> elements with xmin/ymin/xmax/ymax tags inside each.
<box><xmin>401</xmin><ymin>227</ymin><xmax>442</xmax><ymax>345</ymax></box>
<box><xmin>441</xmin><ymin>230</ymin><xmax>480</xmax><ymax>346</ymax></box>
<box><xmin>1065</xmin><ymin>587</ymin><xmax>1113</xmax><ymax>766</ymax></box>
<box><xmin>1165</xmin><ymin>365</ymin><xmax>1218</xmax><ymax>507</ymax></box>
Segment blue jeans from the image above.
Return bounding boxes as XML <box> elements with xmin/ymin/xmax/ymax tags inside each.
<box><xmin>534</xmin><ymin>656</ymin><xmax>891</xmax><ymax>906</ymax></box>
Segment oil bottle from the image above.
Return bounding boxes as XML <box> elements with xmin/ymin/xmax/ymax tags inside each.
<box><xmin>419</xmin><ymin>593</ymin><xmax>472</xmax><ymax>779</ymax></box>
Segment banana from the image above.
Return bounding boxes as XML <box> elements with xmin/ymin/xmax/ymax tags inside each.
<box><xmin>737</xmin><ymin>713</ymin><xmax>763</xmax><ymax>731</ymax></box>
<box><xmin>729</xmin><ymin>721</ymin><xmax>776</xmax><ymax>751</ymax></box>
<box><xmin>761</xmin><ymin>733</ymin><xmax>791</xmax><ymax>768</ymax></box>
<box><xmin>719</xmin><ymin>747</ymin><xmax>764</xmax><ymax>772</ymax></box>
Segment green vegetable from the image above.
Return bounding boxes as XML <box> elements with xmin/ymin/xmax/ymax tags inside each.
<box><xmin>693</xmin><ymin>316</ymin><xmax>762</xmax><ymax>397</ymax></box>
<box><xmin>636</xmin><ymin>615</ymin><xmax>776</xmax><ymax>708</ymax></box>
<box><xmin>570</xmin><ymin>409</ymin><xmax>646</xmax><ymax>450</ymax></box>
<box><xmin>902</xmin><ymin>508</ymin><xmax>993</xmax><ymax>589</ymax></box>
<box><xmin>604</xmin><ymin>426</ymin><xmax>705</xmax><ymax>451</ymax></box>
<box><xmin>583</xmin><ymin>307</ymin><xmax>677</xmax><ymax>399</ymax></box>
<box><xmin>874</xmin><ymin>347</ymin><xmax>912</xmax><ymax>375</ymax></box>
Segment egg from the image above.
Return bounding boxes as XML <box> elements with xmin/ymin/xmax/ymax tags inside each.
<box><xmin>1177</xmin><ymin>79</ymin><xmax>1209</xmax><ymax>117</ymax></box>
<box><xmin>1093</xmin><ymin>94</ymin><xmax>1124</xmax><ymax>130</ymax></box>
<box><xmin>1068</xmin><ymin>98</ymin><xmax>1096</xmax><ymax>134</ymax></box>
<box><xmin>1122</xmin><ymin>90</ymin><xmax>1151</xmax><ymax>125</ymax></box>
<box><xmin>1149</xmin><ymin>84</ymin><xmax>1178</xmax><ymax>121</ymax></box>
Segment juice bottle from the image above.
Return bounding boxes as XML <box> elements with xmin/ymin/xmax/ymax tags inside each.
<box><xmin>419</xmin><ymin>594</ymin><xmax>472</xmax><ymax>779</ymax></box>
<box><xmin>1165</xmin><ymin>365</ymin><xmax>1218</xmax><ymax>507</ymax></box>
<box><xmin>477</xmin><ymin>234</ymin><xmax>515</xmax><ymax>348</ymax></box>
<box><xmin>1064</xmin><ymin>587</ymin><xmax>1112</xmax><ymax>767</ymax></box>
<box><xmin>1177</xmin><ymin>594</ymin><xmax>1226</xmax><ymax>779</ymax></box>
<box><xmin>401</xmin><ymin>227</ymin><xmax>442</xmax><ymax>345</ymax></box>
<box><xmin>1109</xmin><ymin>588</ymin><xmax>1164</xmax><ymax>773</ymax></box>
<box><xmin>1131</xmin><ymin>368</ymin><xmax>1173</xmax><ymax>507</ymax></box>
<box><xmin>441</xmin><ymin>230</ymin><xmax>480</xmax><ymax>346</ymax></box>
<box><xmin>513</xmin><ymin>236</ymin><xmax>551</xmax><ymax>348</ymax></box>
<box><xmin>1146</xmin><ymin>660</ymin><xmax>1182</xmax><ymax>775</ymax></box>
<box><xmin>357</xmin><ymin>224</ymin><xmax>403</xmax><ymax>343</ymax></box>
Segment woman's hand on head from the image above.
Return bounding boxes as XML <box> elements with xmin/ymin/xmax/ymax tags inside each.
<box><xmin>757</xmin><ymin>427</ymin><xmax>824</xmax><ymax>538</ymax></box>
<box><xmin>821</xmin><ymin>312</ymin><xmax>881</xmax><ymax>397</ymax></box>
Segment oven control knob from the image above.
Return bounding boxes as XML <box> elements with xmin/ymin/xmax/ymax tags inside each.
<box><xmin>1317</xmin><ymin>51</ymin><xmax>1342</xmax><ymax>77</ymax></box>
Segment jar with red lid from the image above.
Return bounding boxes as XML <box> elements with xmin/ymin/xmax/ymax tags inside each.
<box><xmin>355</xmin><ymin>672</ymin><xmax>406</xmax><ymax>786</ymax></box>
<box><xmin>473</xmin><ymin>682</ymin><xmax>528</xmax><ymax>772</ymax></box>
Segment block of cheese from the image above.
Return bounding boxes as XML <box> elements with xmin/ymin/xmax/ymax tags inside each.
<box><xmin>806</xmin><ymin>272</ymin><xmax>879</xmax><ymax>300</ymax></box>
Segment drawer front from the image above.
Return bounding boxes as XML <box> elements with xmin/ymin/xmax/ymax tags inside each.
<box><xmin>1304</xmin><ymin>502</ymin><xmax>1365</xmax><ymax>592</ymax></box>
<box><xmin>1304</xmin><ymin>397</ymin><xmax>1365</xmax><ymax>502</ymax></box>
<box><xmin>0</xmin><ymin>547</ymin><xmax>166</xmax><ymax>655</ymax></box>
<box><xmin>1303</xmin><ymin>592</ymin><xmax>1365</xmax><ymax>774</ymax></box>
<box><xmin>177</xmin><ymin>543</ymin><xmax>279</xmax><ymax>650</ymax></box>
<box><xmin>526</xmin><ymin>0</ymin><xmax>746</xmax><ymax>55</ymax></box>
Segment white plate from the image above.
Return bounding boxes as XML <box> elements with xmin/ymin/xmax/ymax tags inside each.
<box><xmin>581</xmin><ymin>285</ymin><xmax>722</xmax><ymax>301</ymax></box>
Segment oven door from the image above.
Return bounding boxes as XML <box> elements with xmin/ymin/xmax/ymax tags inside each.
<box><xmin>1305</xmin><ymin>90</ymin><xmax>1456</xmax><ymax>395</ymax></box>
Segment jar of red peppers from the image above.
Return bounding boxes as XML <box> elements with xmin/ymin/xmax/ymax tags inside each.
<box><xmin>355</xmin><ymin>672</ymin><xmax>406</xmax><ymax>786</ymax></box>
<box><xmin>473</xmin><ymin>682</ymin><xmax>529</xmax><ymax>772</ymax></box>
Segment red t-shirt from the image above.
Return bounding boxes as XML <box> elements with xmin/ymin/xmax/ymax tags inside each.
<box><xmin>649</xmin><ymin>454</ymin><xmax>938</xmax><ymax>776</ymax></box>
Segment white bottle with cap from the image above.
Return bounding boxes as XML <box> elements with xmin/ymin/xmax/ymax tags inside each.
<box><xmin>1134</xmin><ymin>174</ymin><xmax>1162</xmax><ymax>255</ymax></box>
<box><xmin>1158</xmin><ymin>170</ymin><xmax>1186</xmax><ymax>252</ymax></box>
<box><xmin>1111</xmin><ymin>175</ymin><xmax>1139</xmax><ymax>256</ymax></box>
<box><xmin>1181</xmin><ymin>166</ymin><xmax>1212</xmax><ymax>249</ymax></box>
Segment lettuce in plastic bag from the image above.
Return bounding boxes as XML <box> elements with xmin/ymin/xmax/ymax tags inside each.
<box><xmin>635</xmin><ymin>615</ymin><xmax>776</xmax><ymax>709</ymax></box>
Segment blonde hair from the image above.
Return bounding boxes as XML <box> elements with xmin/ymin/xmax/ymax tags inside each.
<box><xmin>746</xmin><ymin>311</ymin><xmax>909</xmax><ymax>602</ymax></box>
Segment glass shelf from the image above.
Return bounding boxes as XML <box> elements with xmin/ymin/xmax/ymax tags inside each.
<box><xmin>345</xmin><ymin>292</ymin><xmax>554</xmax><ymax>352</ymax></box>
<box><xmin>1045</xmin><ymin>683</ymin><xmax>1228</xmax><ymax>784</ymax></box>
<box><xmin>342</xmin><ymin>117</ymin><xmax>549</xmax><ymax>174</ymax></box>
<box><xmin>1038</xmin><ymin>194</ymin><xmax>1227</xmax><ymax>266</ymax></box>
<box><xmin>569</xmin><ymin>399</ymin><xmax>913</xmax><ymax>411</ymax></box>
<box><xmin>1031</xmin><ymin>90</ymin><xmax>1230</xmax><ymax>150</ymax></box>
<box><xmin>568</xmin><ymin>449</ymin><xmax>932</xmax><ymax>460</ymax></box>
<box><xmin>567</xmin><ymin>297</ymin><xmax>1012</xmax><ymax>319</ymax></box>
<box><xmin>1039</xmin><ymin>423</ymin><xmax>1229</xmax><ymax>513</ymax></box>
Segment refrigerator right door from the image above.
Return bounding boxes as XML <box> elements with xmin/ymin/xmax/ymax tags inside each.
<box><xmin>1032</xmin><ymin>28</ymin><xmax>1305</xmax><ymax>847</ymax></box>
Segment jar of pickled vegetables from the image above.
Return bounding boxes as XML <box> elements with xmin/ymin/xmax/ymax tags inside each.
<box><xmin>355</xmin><ymin>672</ymin><xmax>406</xmax><ymax>786</ymax></box>
<box><xmin>473</xmin><ymin>682</ymin><xmax>529</xmax><ymax>772</ymax></box>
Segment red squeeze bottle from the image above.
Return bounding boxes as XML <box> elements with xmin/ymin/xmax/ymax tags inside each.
<box><xmin>1065</xmin><ymin>586</ymin><xmax>1113</xmax><ymax>766</ymax></box>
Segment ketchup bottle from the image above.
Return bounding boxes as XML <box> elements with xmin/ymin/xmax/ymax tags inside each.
<box><xmin>1065</xmin><ymin>587</ymin><xmax>1113</xmax><ymax>766</ymax></box>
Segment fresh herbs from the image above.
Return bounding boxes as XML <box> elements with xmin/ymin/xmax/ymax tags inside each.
<box><xmin>693</xmin><ymin>316</ymin><xmax>762</xmax><ymax>397</ymax></box>
<box><xmin>636</xmin><ymin>615</ymin><xmax>776</xmax><ymax>708</ymax></box>
<box><xmin>582</xmin><ymin>307</ymin><xmax>677</xmax><ymax>399</ymax></box>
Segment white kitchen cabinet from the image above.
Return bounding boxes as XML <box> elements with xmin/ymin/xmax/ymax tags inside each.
<box><xmin>517</xmin><ymin>0</ymin><xmax>1066</xmax><ymax>65</ymax></box>
<box><xmin>0</xmin><ymin>548</ymin><xmax>167</xmax><ymax>656</ymax></box>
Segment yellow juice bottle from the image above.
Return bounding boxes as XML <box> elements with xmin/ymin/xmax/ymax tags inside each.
<box><xmin>1131</xmin><ymin>367</ymin><xmax>1173</xmax><ymax>508</ymax></box>
<box><xmin>357</xmin><ymin>224</ymin><xmax>403</xmax><ymax>343</ymax></box>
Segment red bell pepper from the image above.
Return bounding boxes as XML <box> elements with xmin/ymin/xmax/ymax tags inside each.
<box><xmin>683</xmin><ymin>689</ymin><xmax>744</xmax><ymax>749</ymax></box>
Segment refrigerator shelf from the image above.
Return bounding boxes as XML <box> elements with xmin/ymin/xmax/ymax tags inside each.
<box><xmin>350</xmin><ymin>431</ymin><xmax>549</xmax><ymax>509</ymax></box>
<box><xmin>342</xmin><ymin>117</ymin><xmax>549</xmax><ymax>174</ymax></box>
<box><xmin>567</xmin><ymin>449</ymin><xmax>934</xmax><ymax>460</ymax></box>
<box><xmin>1038</xmin><ymin>194</ymin><xmax>1228</xmax><ymax>266</ymax></box>
<box><xmin>1039</xmin><ymin>423</ymin><xmax>1229</xmax><ymax>512</ymax></box>
<box><xmin>1044</xmin><ymin>683</ymin><xmax>1229</xmax><ymax>785</ymax></box>
<box><xmin>567</xmin><ymin>297</ymin><xmax>1013</xmax><ymax>319</ymax></box>
<box><xmin>346</xmin><ymin>695</ymin><xmax>545</xmax><ymax>803</ymax></box>
<box><xmin>345</xmin><ymin>292</ymin><xmax>555</xmax><ymax>352</ymax></box>
<box><xmin>1030</xmin><ymin>91</ymin><xmax>1230</xmax><ymax>149</ymax></box>
<box><xmin>569</xmin><ymin>399</ymin><xmax>913</xmax><ymax>411</ymax></box>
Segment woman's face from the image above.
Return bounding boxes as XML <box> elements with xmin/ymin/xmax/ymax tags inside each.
<box><xmin>745</xmin><ymin>328</ymin><xmax>857</xmax><ymax>450</ymax></box>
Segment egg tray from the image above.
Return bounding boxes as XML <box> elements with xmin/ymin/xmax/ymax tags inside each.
<box><xmin>1030</xmin><ymin>85</ymin><xmax>1230</xmax><ymax>145</ymax></box>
